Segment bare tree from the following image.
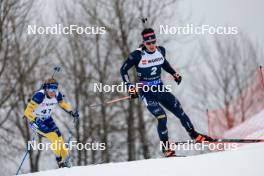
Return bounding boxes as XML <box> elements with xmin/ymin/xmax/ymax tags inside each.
<box><xmin>76</xmin><ymin>0</ymin><xmax>180</xmax><ymax>161</ymax></box>
<box><xmin>0</xmin><ymin>0</ymin><xmax>56</xmax><ymax>175</ymax></box>
<box><xmin>53</xmin><ymin>0</ymin><xmax>181</xmax><ymax>164</ymax></box>
<box><xmin>190</xmin><ymin>33</ymin><xmax>262</xmax><ymax>137</ymax></box>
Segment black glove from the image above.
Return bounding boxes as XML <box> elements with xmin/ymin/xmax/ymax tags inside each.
<box><xmin>70</xmin><ymin>110</ymin><xmax>79</xmax><ymax>121</ymax></box>
<box><xmin>127</xmin><ymin>83</ymin><xmax>138</xmax><ymax>99</ymax></box>
<box><xmin>173</xmin><ymin>73</ymin><xmax>182</xmax><ymax>85</ymax></box>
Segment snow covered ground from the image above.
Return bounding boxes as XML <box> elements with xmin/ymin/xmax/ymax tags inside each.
<box><xmin>22</xmin><ymin>143</ymin><xmax>264</xmax><ymax>176</ymax></box>
<box><xmin>223</xmin><ymin>110</ymin><xmax>264</xmax><ymax>139</ymax></box>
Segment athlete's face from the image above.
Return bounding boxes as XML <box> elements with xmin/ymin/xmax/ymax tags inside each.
<box><xmin>46</xmin><ymin>89</ymin><xmax>57</xmax><ymax>98</ymax></box>
<box><xmin>144</xmin><ymin>39</ymin><xmax>157</xmax><ymax>52</ymax></box>
<box><xmin>45</xmin><ymin>83</ymin><xmax>58</xmax><ymax>98</ymax></box>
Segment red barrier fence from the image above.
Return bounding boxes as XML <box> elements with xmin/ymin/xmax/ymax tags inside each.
<box><xmin>208</xmin><ymin>66</ymin><xmax>264</xmax><ymax>138</ymax></box>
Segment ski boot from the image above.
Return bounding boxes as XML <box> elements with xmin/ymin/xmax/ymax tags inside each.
<box><xmin>161</xmin><ymin>141</ymin><xmax>176</xmax><ymax>157</ymax></box>
<box><xmin>188</xmin><ymin>129</ymin><xmax>213</xmax><ymax>143</ymax></box>
<box><xmin>163</xmin><ymin>148</ymin><xmax>176</xmax><ymax>157</ymax></box>
<box><xmin>56</xmin><ymin>156</ymin><xmax>71</xmax><ymax>168</ymax></box>
<box><xmin>63</xmin><ymin>156</ymin><xmax>72</xmax><ymax>168</ymax></box>
<box><xmin>57</xmin><ymin>161</ymin><xmax>65</xmax><ymax>168</ymax></box>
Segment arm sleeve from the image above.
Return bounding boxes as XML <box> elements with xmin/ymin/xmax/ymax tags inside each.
<box><xmin>159</xmin><ymin>46</ymin><xmax>177</xmax><ymax>75</ymax></box>
<box><xmin>24</xmin><ymin>92</ymin><xmax>44</xmax><ymax>121</ymax></box>
<box><xmin>120</xmin><ymin>50</ymin><xmax>141</xmax><ymax>83</ymax></box>
<box><xmin>162</xmin><ymin>59</ymin><xmax>176</xmax><ymax>75</ymax></box>
<box><xmin>32</xmin><ymin>92</ymin><xmax>45</xmax><ymax>104</ymax></box>
<box><xmin>57</xmin><ymin>92</ymin><xmax>72</xmax><ymax>112</ymax></box>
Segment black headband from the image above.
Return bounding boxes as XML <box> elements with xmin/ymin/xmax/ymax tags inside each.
<box><xmin>143</xmin><ymin>32</ymin><xmax>156</xmax><ymax>41</ymax></box>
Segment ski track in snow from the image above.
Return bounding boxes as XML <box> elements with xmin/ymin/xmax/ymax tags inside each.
<box><xmin>21</xmin><ymin>143</ymin><xmax>264</xmax><ymax>176</ymax></box>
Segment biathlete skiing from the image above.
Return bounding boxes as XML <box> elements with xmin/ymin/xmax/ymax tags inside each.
<box><xmin>23</xmin><ymin>78</ymin><xmax>79</xmax><ymax>167</ymax></box>
<box><xmin>120</xmin><ymin>28</ymin><xmax>213</xmax><ymax>157</ymax></box>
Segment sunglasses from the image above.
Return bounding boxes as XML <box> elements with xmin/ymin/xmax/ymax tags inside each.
<box><xmin>47</xmin><ymin>88</ymin><xmax>57</xmax><ymax>93</ymax></box>
<box><xmin>145</xmin><ymin>40</ymin><xmax>156</xmax><ymax>45</ymax></box>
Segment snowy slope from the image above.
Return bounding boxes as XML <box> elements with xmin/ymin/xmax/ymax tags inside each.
<box><xmin>223</xmin><ymin>110</ymin><xmax>264</xmax><ymax>139</ymax></box>
<box><xmin>22</xmin><ymin>143</ymin><xmax>264</xmax><ymax>176</ymax></box>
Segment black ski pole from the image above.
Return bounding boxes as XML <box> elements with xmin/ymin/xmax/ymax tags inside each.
<box><xmin>16</xmin><ymin>121</ymin><xmax>38</xmax><ymax>175</ymax></box>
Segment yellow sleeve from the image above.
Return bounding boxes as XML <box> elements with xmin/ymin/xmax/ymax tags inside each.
<box><xmin>59</xmin><ymin>100</ymin><xmax>72</xmax><ymax>112</ymax></box>
<box><xmin>24</xmin><ymin>100</ymin><xmax>38</xmax><ymax>121</ymax></box>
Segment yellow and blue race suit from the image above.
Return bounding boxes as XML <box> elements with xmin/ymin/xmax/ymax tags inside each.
<box><xmin>24</xmin><ymin>89</ymin><xmax>72</xmax><ymax>162</ymax></box>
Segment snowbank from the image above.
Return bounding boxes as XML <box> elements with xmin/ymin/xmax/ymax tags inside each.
<box><xmin>22</xmin><ymin>143</ymin><xmax>264</xmax><ymax>176</ymax></box>
<box><xmin>223</xmin><ymin>110</ymin><xmax>264</xmax><ymax>139</ymax></box>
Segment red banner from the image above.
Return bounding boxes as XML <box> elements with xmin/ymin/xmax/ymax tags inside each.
<box><xmin>208</xmin><ymin>66</ymin><xmax>264</xmax><ymax>138</ymax></box>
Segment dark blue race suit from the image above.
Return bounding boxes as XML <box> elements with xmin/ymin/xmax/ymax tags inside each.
<box><xmin>120</xmin><ymin>46</ymin><xmax>194</xmax><ymax>143</ymax></box>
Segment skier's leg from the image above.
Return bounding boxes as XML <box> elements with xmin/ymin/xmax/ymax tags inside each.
<box><xmin>36</xmin><ymin>117</ymin><xmax>68</xmax><ymax>164</ymax></box>
<box><xmin>141</xmin><ymin>93</ymin><xmax>175</xmax><ymax>156</ymax></box>
<box><xmin>158</xmin><ymin>92</ymin><xmax>194</xmax><ymax>131</ymax></box>
<box><xmin>141</xmin><ymin>93</ymin><xmax>168</xmax><ymax>143</ymax></box>
<box><xmin>158</xmin><ymin>92</ymin><xmax>213</xmax><ymax>141</ymax></box>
